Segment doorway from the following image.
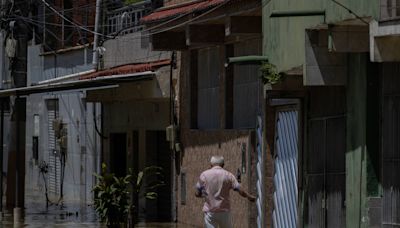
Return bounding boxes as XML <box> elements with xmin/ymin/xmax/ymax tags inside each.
<box><xmin>109</xmin><ymin>133</ymin><xmax>127</xmax><ymax>177</ymax></box>
<box><xmin>145</xmin><ymin>130</ymin><xmax>172</xmax><ymax>222</ymax></box>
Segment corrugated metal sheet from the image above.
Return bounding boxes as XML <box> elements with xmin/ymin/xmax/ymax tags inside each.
<box><xmin>273</xmin><ymin>110</ymin><xmax>298</xmax><ymax>228</ymax></box>
<box><xmin>256</xmin><ymin>116</ymin><xmax>264</xmax><ymax>228</ymax></box>
<box><xmin>47</xmin><ymin>99</ymin><xmax>61</xmax><ymax>196</ymax></box>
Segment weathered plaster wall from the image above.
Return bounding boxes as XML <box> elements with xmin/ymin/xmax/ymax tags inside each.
<box><xmin>24</xmin><ymin>45</ymin><xmax>100</xmax><ymax>208</ymax></box>
<box><xmin>103</xmin><ymin>32</ymin><xmax>170</xmax><ymax>69</ymax></box>
<box><xmin>25</xmin><ymin>93</ymin><xmax>100</xmax><ymax>206</ymax></box>
<box><xmin>263</xmin><ymin>0</ymin><xmax>379</xmax><ymax>72</ymax></box>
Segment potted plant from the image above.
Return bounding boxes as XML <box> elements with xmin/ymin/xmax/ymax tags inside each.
<box><xmin>92</xmin><ymin>164</ymin><xmax>164</xmax><ymax>228</ymax></box>
<box><xmin>260</xmin><ymin>61</ymin><xmax>283</xmax><ymax>85</ymax></box>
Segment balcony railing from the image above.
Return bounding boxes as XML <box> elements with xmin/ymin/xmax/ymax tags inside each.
<box><xmin>106</xmin><ymin>0</ymin><xmax>152</xmax><ymax>36</ymax></box>
<box><xmin>381</xmin><ymin>0</ymin><xmax>400</xmax><ymax>21</ymax></box>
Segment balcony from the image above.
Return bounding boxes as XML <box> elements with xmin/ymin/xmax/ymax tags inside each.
<box><xmin>106</xmin><ymin>0</ymin><xmax>152</xmax><ymax>36</ymax></box>
<box><xmin>381</xmin><ymin>0</ymin><xmax>400</xmax><ymax>21</ymax></box>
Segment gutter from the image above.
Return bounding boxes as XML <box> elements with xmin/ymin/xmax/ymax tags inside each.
<box><xmin>228</xmin><ymin>55</ymin><xmax>268</xmax><ymax>64</ymax></box>
<box><xmin>270</xmin><ymin>10</ymin><xmax>326</xmax><ymax>18</ymax></box>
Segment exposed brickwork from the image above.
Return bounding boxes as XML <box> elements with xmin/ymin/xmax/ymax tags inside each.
<box><xmin>45</xmin><ymin>0</ymin><xmax>95</xmax><ymax>50</ymax></box>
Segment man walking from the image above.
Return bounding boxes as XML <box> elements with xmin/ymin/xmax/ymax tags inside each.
<box><xmin>195</xmin><ymin>156</ymin><xmax>256</xmax><ymax>228</ymax></box>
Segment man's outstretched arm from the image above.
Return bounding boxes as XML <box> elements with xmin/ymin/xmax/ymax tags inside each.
<box><xmin>236</xmin><ymin>188</ymin><xmax>256</xmax><ymax>202</ymax></box>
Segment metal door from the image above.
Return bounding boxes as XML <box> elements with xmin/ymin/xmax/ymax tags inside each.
<box><xmin>381</xmin><ymin>63</ymin><xmax>400</xmax><ymax>227</ymax></box>
<box><xmin>46</xmin><ymin>99</ymin><xmax>61</xmax><ymax>198</ymax></box>
<box><xmin>273</xmin><ymin>109</ymin><xmax>298</xmax><ymax>228</ymax></box>
<box><xmin>306</xmin><ymin>115</ymin><xmax>346</xmax><ymax>228</ymax></box>
<box><xmin>304</xmin><ymin>87</ymin><xmax>346</xmax><ymax>228</ymax></box>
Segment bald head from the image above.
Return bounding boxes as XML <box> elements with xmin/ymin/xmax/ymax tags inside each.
<box><xmin>210</xmin><ymin>156</ymin><xmax>224</xmax><ymax>167</ymax></box>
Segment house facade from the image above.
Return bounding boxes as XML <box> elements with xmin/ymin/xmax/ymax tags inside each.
<box><xmin>142</xmin><ymin>0</ymin><xmax>264</xmax><ymax>227</ymax></box>
<box><xmin>1</xmin><ymin>0</ymin><xmax>399</xmax><ymax>227</ymax></box>
<box><xmin>262</xmin><ymin>0</ymin><xmax>400</xmax><ymax>227</ymax></box>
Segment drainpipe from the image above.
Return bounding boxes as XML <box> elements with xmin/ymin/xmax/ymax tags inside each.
<box><xmin>92</xmin><ymin>0</ymin><xmax>102</xmax><ymax>70</ymax></box>
<box><xmin>0</xmin><ymin>99</ymin><xmax>4</xmax><ymax>214</ymax></box>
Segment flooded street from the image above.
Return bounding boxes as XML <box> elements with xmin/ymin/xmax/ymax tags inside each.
<box><xmin>0</xmin><ymin>202</ymin><xmax>102</xmax><ymax>227</ymax></box>
<box><xmin>0</xmin><ymin>203</ymin><xmax>195</xmax><ymax>228</ymax></box>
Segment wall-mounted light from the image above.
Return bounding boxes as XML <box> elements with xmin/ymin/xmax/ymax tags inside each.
<box><xmin>33</xmin><ymin>114</ymin><xmax>40</xmax><ymax>137</ymax></box>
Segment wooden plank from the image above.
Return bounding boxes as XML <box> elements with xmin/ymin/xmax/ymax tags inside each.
<box><xmin>225</xmin><ymin>16</ymin><xmax>262</xmax><ymax>36</ymax></box>
<box><xmin>151</xmin><ymin>31</ymin><xmax>187</xmax><ymax>51</ymax></box>
<box><xmin>185</xmin><ymin>25</ymin><xmax>225</xmax><ymax>46</ymax></box>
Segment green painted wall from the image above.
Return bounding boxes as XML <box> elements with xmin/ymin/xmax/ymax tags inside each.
<box><xmin>262</xmin><ymin>1</ymin><xmax>379</xmax><ymax>227</ymax></box>
<box><xmin>262</xmin><ymin>0</ymin><xmax>379</xmax><ymax>71</ymax></box>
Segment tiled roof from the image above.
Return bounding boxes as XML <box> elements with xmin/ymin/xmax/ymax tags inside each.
<box><xmin>141</xmin><ymin>0</ymin><xmax>226</xmax><ymax>23</ymax></box>
<box><xmin>79</xmin><ymin>59</ymin><xmax>171</xmax><ymax>80</ymax></box>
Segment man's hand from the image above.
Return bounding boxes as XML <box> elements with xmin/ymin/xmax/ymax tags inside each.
<box><xmin>247</xmin><ymin>195</ymin><xmax>256</xmax><ymax>202</ymax></box>
<box><xmin>237</xmin><ymin>189</ymin><xmax>257</xmax><ymax>202</ymax></box>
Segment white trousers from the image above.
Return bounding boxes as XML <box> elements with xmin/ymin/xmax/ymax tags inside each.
<box><xmin>204</xmin><ymin>211</ymin><xmax>233</xmax><ymax>228</ymax></box>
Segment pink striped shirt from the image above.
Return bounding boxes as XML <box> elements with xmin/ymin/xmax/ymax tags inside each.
<box><xmin>196</xmin><ymin>166</ymin><xmax>241</xmax><ymax>212</ymax></box>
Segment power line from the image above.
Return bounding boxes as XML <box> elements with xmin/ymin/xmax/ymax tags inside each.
<box><xmin>39</xmin><ymin>0</ymin><xmax>114</xmax><ymax>38</ymax></box>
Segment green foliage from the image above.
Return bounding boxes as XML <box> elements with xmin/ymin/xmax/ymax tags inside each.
<box><xmin>92</xmin><ymin>163</ymin><xmax>165</xmax><ymax>227</ymax></box>
<box><xmin>260</xmin><ymin>62</ymin><xmax>283</xmax><ymax>85</ymax></box>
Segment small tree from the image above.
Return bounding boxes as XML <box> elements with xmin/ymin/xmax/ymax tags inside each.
<box><xmin>92</xmin><ymin>164</ymin><xmax>164</xmax><ymax>228</ymax></box>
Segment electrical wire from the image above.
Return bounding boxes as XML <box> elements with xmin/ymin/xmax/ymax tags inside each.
<box><xmin>39</xmin><ymin>0</ymin><xmax>114</xmax><ymax>38</ymax></box>
<box><xmin>37</xmin><ymin>0</ymin><xmax>239</xmax><ymax>42</ymax></box>
<box><xmin>331</xmin><ymin>0</ymin><xmax>369</xmax><ymax>24</ymax></box>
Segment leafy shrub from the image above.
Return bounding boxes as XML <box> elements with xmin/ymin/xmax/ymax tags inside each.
<box><xmin>92</xmin><ymin>164</ymin><xmax>164</xmax><ymax>227</ymax></box>
<box><xmin>260</xmin><ymin>62</ymin><xmax>283</xmax><ymax>85</ymax></box>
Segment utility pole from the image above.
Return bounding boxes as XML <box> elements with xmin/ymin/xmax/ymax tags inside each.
<box><xmin>6</xmin><ymin>0</ymin><xmax>29</xmax><ymax>223</ymax></box>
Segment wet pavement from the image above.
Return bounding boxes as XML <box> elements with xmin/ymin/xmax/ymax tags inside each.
<box><xmin>0</xmin><ymin>206</ymin><xmax>195</xmax><ymax>228</ymax></box>
<box><xmin>0</xmin><ymin>204</ymin><xmax>102</xmax><ymax>227</ymax></box>
<box><xmin>0</xmin><ymin>200</ymin><xmax>196</xmax><ymax>228</ymax></box>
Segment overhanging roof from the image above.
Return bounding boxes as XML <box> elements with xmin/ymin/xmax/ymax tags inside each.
<box><xmin>141</xmin><ymin>0</ymin><xmax>226</xmax><ymax>23</ymax></box>
<box><xmin>0</xmin><ymin>71</ymin><xmax>155</xmax><ymax>98</ymax></box>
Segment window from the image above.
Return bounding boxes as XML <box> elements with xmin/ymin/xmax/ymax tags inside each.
<box><xmin>381</xmin><ymin>0</ymin><xmax>400</xmax><ymax>20</ymax></box>
<box><xmin>197</xmin><ymin>46</ymin><xmax>221</xmax><ymax>129</ymax></box>
<box><xmin>231</xmin><ymin>39</ymin><xmax>262</xmax><ymax>129</ymax></box>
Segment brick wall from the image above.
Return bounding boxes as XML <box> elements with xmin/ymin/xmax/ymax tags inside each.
<box><xmin>45</xmin><ymin>0</ymin><xmax>95</xmax><ymax>50</ymax></box>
